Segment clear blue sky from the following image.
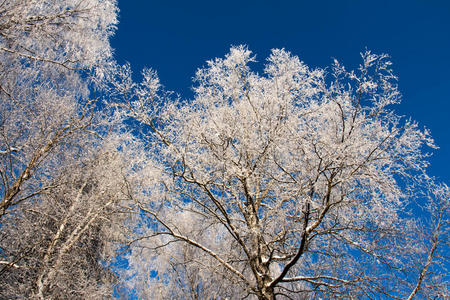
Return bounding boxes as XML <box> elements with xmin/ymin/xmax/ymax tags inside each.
<box><xmin>111</xmin><ymin>0</ymin><xmax>450</xmax><ymax>183</ymax></box>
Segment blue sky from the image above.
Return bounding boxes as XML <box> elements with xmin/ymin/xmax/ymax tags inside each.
<box><xmin>111</xmin><ymin>0</ymin><xmax>450</xmax><ymax>183</ymax></box>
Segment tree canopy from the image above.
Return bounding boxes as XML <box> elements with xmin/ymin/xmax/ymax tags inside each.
<box><xmin>0</xmin><ymin>1</ymin><xmax>448</xmax><ymax>299</ymax></box>
<box><xmin>115</xmin><ymin>46</ymin><xmax>449</xmax><ymax>299</ymax></box>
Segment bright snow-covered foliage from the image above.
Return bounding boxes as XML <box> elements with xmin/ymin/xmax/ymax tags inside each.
<box><xmin>0</xmin><ymin>1</ymin><xmax>127</xmax><ymax>298</ymax></box>
<box><xmin>0</xmin><ymin>1</ymin><xmax>448</xmax><ymax>297</ymax></box>
<box><xmin>0</xmin><ymin>0</ymin><xmax>118</xmax><ymax>217</ymax></box>
<box><xmin>118</xmin><ymin>46</ymin><xmax>448</xmax><ymax>299</ymax></box>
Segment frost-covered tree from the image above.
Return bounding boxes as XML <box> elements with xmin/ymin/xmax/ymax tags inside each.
<box><xmin>0</xmin><ymin>0</ymin><xmax>118</xmax><ymax>216</ymax></box>
<box><xmin>0</xmin><ymin>1</ymin><xmax>127</xmax><ymax>298</ymax></box>
<box><xmin>1</xmin><ymin>1</ymin><xmax>448</xmax><ymax>297</ymax></box>
<box><xmin>0</xmin><ymin>0</ymin><xmax>117</xmax><ymax>71</ymax></box>
<box><xmin>0</xmin><ymin>137</ymin><xmax>132</xmax><ymax>299</ymax></box>
<box><xmin>118</xmin><ymin>47</ymin><xmax>449</xmax><ymax>299</ymax></box>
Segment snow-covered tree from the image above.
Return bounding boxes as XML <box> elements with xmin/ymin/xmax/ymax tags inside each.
<box><xmin>0</xmin><ymin>137</ymin><xmax>132</xmax><ymax>299</ymax></box>
<box><xmin>0</xmin><ymin>1</ymin><xmax>127</xmax><ymax>298</ymax></box>
<box><xmin>0</xmin><ymin>0</ymin><xmax>118</xmax><ymax>216</ymax></box>
<box><xmin>0</xmin><ymin>1</ymin><xmax>448</xmax><ymax>297</ymax></box>
<box><xmin>118</xmin><ymin>46</ymin><xmax>449</xmax><ymax>299</ymax></box>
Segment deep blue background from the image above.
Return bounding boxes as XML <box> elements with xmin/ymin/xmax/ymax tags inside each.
<box><xmin>111</xmin><ymin>0</ymin><xmax>450</xmax><ymax>183</ymax></box>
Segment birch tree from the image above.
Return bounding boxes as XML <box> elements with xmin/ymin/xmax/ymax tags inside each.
<box><xmin>118</xmin><ymin>47</ymin><xmax>449</xmax><ymax>299</ymax></box>
<box><xmin>0</xmin><ymin>1</ymin><xmax>127</xmax><ymax>298</ymax></box>
<box><xmin>0</xmin><ymin>0</ymin><xmax>118</xmax><ymax>217</ymax></box>
<box><xmin>0</xmin><ymin>137</ymin><xmax>132</xmax><ymax>299</ymax></box>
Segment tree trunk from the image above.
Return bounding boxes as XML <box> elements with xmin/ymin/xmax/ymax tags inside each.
<box><xmin>259</xmin><ymin>286</ymin><xmax>275</xmax><ymax>300</ymax></box>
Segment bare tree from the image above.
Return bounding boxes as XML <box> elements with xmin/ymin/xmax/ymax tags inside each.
<box><xmin>116</xmin><ymin>47</ymin><xmax>449</xmax><ymax>299</ymax></box>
